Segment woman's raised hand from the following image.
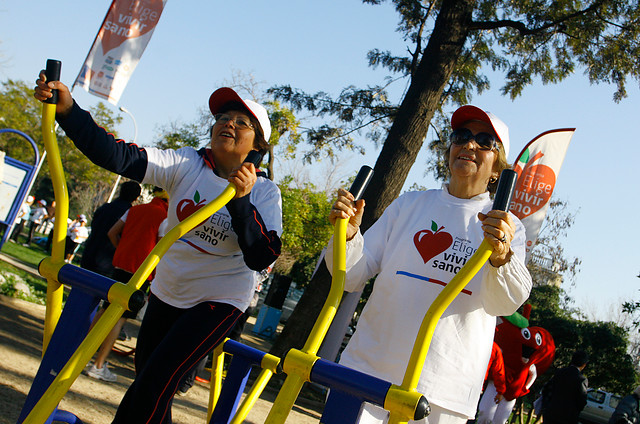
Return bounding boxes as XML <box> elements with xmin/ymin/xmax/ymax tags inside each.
<box><xmin>34</xmin><ymin>70</ymin><xmax>74</xmax><ymax>117</ymax></box>
<box><xmin>478</xmin><ymin>210</ymin><xmax>516</xmax><ymax>267</ymax></box>
<box><xmin>228</xmin><ymin>162</ymin><xmax>257</xmax><ymax>199</ymax></box>
<box><xmin>329</xmin><ymin>188</ymin><xmax>365</xmax><ymax>241</ymax></box>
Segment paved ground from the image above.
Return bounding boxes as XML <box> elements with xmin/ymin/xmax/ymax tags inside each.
<box><xmin>0</xmin><ymin>289</ymin><xmax>322</xmax><ymax>424</ymax></box>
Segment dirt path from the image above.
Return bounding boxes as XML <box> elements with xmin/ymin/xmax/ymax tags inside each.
<box><xmin>0</xmin><ymin>294</ymin><xmax>322</xmax><ymax>424</ymax></box>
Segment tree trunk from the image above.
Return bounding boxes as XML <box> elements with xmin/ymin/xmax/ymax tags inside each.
<box><xmin>266</xmin><ymin>144</ymin><xmax>274</xmax><ymax>181</ymax></box>
<box><xmin>270</xmin><ymin>0</ymin><xmax>475</xmax><ymax>358</ymax></box>
<box><xmin>270</xmin><ymin>260</ymin><xmax>332</xmax><ymax>358</ymax></box>
<box><xmin>360</xmin><ymin>0</ymin><xmax>474</xmax><ymax>231</ymax></box>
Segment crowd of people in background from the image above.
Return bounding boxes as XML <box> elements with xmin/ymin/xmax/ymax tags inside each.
<box><xmin>8</xmin><ymin>194</ymin><xmax>90</xmax><ymax>263</ymax></box>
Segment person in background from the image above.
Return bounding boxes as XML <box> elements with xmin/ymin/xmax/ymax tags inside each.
<box><xmin>9</xmin><ymin>195</ymin><xmax>34</xmax><ymax>242</ymax></box>
<box><xmin>326</xmin><ymin>105</ymin><xmax>532</xmax><ymax>423</ymax></box>
<box><xmin>476</xmin><ymin>341</ymin><xmax>507</xmax><ymax>424</ymax></box>
<box><xmin>35</xmin><ymin>74</ymin><xmax>282</xmax><ymax>423</ymax></box>
<box><xmin>64</xmin><ymin>214</ymin><xmax>89</xmax><ymax>263</ymax></box>
<box><xmin>609</xmin><ymin>386</ymin><xmax>640</xmax><ymax>424</ymax></box>
<box><xmin>542</xmin><ymin>350</ymin><xmax>589</xmax><ymax>424</ymax></box>
<box><xmin>44</xmin><ymin>200</ymin><xmax>57</xmax><ymax>252</ymax></box>
<box><xmin>24</xmin><ymin>199</ymin><xmax>48</xmax><ymax>246</ymax></box>
<box><xmin>80</xmin><ymin>181</ymin><xmax>142</xmax><ymax>278</ymax></box>
<box><xmin>86</xmin><ymin>186</ymin><xmax>169</xmax><ymax>382</ymax></box>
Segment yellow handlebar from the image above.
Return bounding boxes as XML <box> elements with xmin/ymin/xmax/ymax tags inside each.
<box><xmin>40</xmin><ymin>103</ymin><xmax>67</xmax><ymax>352</ymax></box>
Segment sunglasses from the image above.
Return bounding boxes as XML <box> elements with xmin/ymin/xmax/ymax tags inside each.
<box><xmin>449</xmin><ymin>128</ymin><xmax>498</xmax><ymax>151</ymax></box>
<box><xmin>213</xmin><ymin>113</ymin><xmax>254</xmax><ymax>130</ymax></box>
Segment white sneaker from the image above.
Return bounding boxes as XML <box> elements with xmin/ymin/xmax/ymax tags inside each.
<box><xmin>86</xmin><ymin>362</ymin><xmax>117</xmax><ymax>382</ymax></box>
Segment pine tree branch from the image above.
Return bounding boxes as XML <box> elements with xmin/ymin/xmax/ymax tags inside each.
<box><xmin>469</xmin><ymin>1</ymin><xmax>604</xmax><ymax>36</ymax></box>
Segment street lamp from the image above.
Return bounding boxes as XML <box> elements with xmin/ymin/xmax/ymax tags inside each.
<box><xmin>118</xmin><ymin>106</ymin><xmax>138</xmax><ymax>143</ymax></box>
<box><xmin>106</xmin><ymin>106</ymin><xmax>138</xmax><ymax>203</ymax></box>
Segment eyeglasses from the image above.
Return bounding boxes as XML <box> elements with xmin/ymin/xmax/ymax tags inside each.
<box><xmin>449</xmin><ymin>128</ymin><xmax>498</xmax><ymax>151</ymax></box>
<box><xmin>213</xmin><ymin>113</ymin><xmax>254</xmax><ymax>130</ymax></box>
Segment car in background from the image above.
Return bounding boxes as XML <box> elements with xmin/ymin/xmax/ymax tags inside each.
<box><xmin>579</xmin><ymin>388</ymin><xmax>621</xmax><ymax>424</ymax></box>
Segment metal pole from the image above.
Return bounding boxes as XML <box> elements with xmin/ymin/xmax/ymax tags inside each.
<box><xmin>106</xmin><ymin>106</ymin><xmax>137</xmax><ymax>203</ymax></box>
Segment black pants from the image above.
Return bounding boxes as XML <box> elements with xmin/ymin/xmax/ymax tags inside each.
<box><xmin>25</xmin><ymin>221</ymin><xmax>38</xmax><ymax>244</ymax></box>
<box><xmin>112</xmin><ymin>293</ymin><xmax>242</xmax><ymax>424</ymax></box>
<box><xmin>10</xmin><ymin>220</ymin><xmax>25</xmax><ymax>241</ymax></box>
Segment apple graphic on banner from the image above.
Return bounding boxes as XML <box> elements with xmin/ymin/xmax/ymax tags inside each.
<box><xmin>176</xmin><ymin>191</ymin><xmax>208</xmax><ymax>224</ymax></box>
<box><xmin>413</xmin><ymin>221</ymin><xmax>453</xmax><ymax>264</ymax></box>
<box><xmin>99</xmin><ymin>0</ymin><xmax>165</xmax><ymax>54</ymax></box>
<box><xmin>512</xmin><ymin>151</ymin><xmax>556</xmax><ymax>219</ymax></box>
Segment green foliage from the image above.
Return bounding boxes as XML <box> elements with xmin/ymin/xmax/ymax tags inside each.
<box><xmin>265</xmin><ymin>100</ymin><xmax>303</xmax><ymax>157</ymax></box>
<box><xmin>0</xmin><ymin>78</ymin><xmax>123</xmax><ymax>217</ymax></box>
<box><xmin>154</xmin><ymin>120</ymin><xmax>205</xmax><ymax>150</ymax></box>
<box><xmin>269</xmin><ymin>0</ymin><xmax>640</xmax><ymax>163</ymax></box>
<box><xmin>0</xmin><ymin>261</ymin><xmax>48</xmax><ymax>305</ymax></box>
<box><xmin>276</xmin><ymin>177</ymin><xmax>334</xmax><ymax>286</ymax></box>
<box><xmin>0</xmin><ymin>272</ymin><xmax>46</xmax><ymax>305</ymax></box>
<box><xmin>528</xmin><ymin>285</ymin><xmax>637</xmax><ymax>395</ymax></box>
<box><xmin>0</xmin><ymin>79</ymin><xmax>45</xmax><ymax>163</ymax></box>
<box><xmin>621</xmin><ymin>275</ymin><xmax>640</xmax><ymax>334</ymax></box>
<box><xmin>266</xmin><ymin>85</ymin><xmax>396</xmax><ymax>162</ymax></box>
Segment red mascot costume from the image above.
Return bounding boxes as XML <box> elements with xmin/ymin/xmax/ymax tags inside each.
<box><xmin>476</xmin><ymin>304</ymin><xmax>555</xmax><ymax>424</ymax></box>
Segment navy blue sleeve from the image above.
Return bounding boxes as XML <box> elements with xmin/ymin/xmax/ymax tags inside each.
<box><xmin>57</xmin><ymin>101</ymin><xmax>148</xmax><ymax>182</ymax></box>
<box><xmin>226</xmin><ymin>195</ymin><xmax>281</xmax><ymax>271</ymax></box>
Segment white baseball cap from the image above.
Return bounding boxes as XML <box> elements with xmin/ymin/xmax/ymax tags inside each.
<box><xmin>208</xmin><ymin>87</ymin><xmax>271</xmax><ymax>142</ymax></box>
<box><xmin>451</xmin><ymin>105</ymin><xmax>510</xmax><ymax>158</ymax></box>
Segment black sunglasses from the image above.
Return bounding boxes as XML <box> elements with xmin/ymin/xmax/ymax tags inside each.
<box><xmin>449</xmin><ymin>128</ymin><xmax>498</xmax><ymax>151</ymax></box>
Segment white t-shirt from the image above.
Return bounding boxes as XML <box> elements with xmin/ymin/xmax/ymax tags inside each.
<box><xmin>326</xmin><ymin>186</ymin><xmax>532</xmax><ymax>418</ymax></box>
<box><xmin>29</xmin><ymin>206</ymin><xmax>47</xmax><ymax>224</ymax></box>
<box><xmin>67</xmin><ymin>222</ymin><xmax>89</xmax><ymax>243</ymax></box>
<box><xmin>143</xmin><ymin>147</ymin><xmax>282</xmax><ymax>311</ymax></box>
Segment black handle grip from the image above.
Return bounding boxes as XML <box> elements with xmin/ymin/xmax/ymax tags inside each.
<box><xmin>44</xmin><ymin>59</ymin><xmax>62</xmax><ymax>105</ymax></box>
<box><xmin>243</xmin><ymin>150</ymin><xmax>263</xmax><ymax>167</ymax></box>
<box><xmin>348</xmin><ymin>166</ymin><xmax>374</xmax><ymax>201</ymax></box>
<box><xmin>492</xmin><ymin>169</ymin><xmax>518</xmax><ymax>212</ymax></box>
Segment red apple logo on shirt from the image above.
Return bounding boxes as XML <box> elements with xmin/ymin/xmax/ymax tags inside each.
<box><xmin>413</xmin><ymin>221</ymin><xmax>453</xmax><ymax>264</ymax></box>
<box><xmin>176</xmin><ymin>190</ymin><xmax>207</xmax><ymax>222</ymax></box>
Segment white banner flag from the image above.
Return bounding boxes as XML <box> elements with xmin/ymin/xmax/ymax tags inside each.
<box><xmin>74</xmin><ymin>0</ymin><xmax>167</xmax><ymax>105</ymax></box>
<box><xmin>510</xmin><ymin>128</ymin><xmax>575</xmax><ymax>263</ymax></box>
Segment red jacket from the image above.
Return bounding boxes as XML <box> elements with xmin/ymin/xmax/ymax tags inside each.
<box><xmin>112</xmin><ymin>197</ymin><xmax>168</xmax><ymax>279</ymax></box>
<box><xmin>485</xmin><ymin>341</ymin><xmax>506</xmax><ymax>395</ymax></box>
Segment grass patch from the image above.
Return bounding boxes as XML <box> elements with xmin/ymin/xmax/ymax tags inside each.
<box><xmin>0</xmin><ymin>262</ymin><xmax>47</xmax><ymax>305</ymax></box>
<box><xmin>0</xmin><ymin>235</ymin><xmax>55</xmax><ymax>305</ymax></box>
<box><xmin>1</xmin><ymin>238</ymin><xmax>49</xmax><ymax>268</ymax></box>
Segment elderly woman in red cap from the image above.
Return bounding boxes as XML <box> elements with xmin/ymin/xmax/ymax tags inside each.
<box><xmin>327</xmin><ymin>105</ymin><xmax>532</xmax><ymax>423</ymax></box>
<box><xmin>35</xmin><ymin>72</ymin><xmax>282</xmax><ymax>423</ymax></box>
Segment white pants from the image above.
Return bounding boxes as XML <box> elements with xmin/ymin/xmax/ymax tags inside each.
<box><xmin>475</xmin><ymin>381</ymin><xmax>516</xmax><ymax>424</ymax></box>
<box><xmin>358</xmin><ymin>401</ymin><xmax>469</xmax><ymax>424</ymax></box>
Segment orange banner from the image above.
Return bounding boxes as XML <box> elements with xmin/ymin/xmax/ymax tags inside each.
<box><xmin>511</xmin><ymin>128</ymin><xmax>575</xmax><ymax>263</ymax></box>
<box><xmin>73</xmin><ymin>0</ymin><xmax>167</xmax><ymax>105</ymax></box>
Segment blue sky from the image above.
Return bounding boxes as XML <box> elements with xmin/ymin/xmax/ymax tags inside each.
<box><xmin>1</xmin><ymin>0</ymin><xmax>638</xmax><ymax>320</ymax></box>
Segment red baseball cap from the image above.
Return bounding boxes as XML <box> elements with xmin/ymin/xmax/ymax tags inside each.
<box><xmin>209</xmin><ymin>87</ymin><xmax>271</xmax><ymax>142</ymax></box>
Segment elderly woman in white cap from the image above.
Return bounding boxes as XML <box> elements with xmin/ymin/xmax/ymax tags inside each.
<box><xmin>35</xmin><ymin>73</ymin><xmax>282</xmax><ymax>423</ymax></box>
<box><xmin>327</xmin><ymin>105</ymin><xmax>532</xmax><ymax>423</ymax></box>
